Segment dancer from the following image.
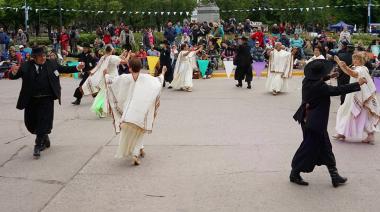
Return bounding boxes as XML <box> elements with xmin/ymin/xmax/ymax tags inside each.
<box><xmin>291</xmin><ymin>59</ymin><xmax>367</xmax><ymax>187</ymax></box>
<box><xmin>334</xmin><ymin>53</ymin><xmax>380</xmax><ymax>144</ymax></box>
<box><xmin>158</xmin><ymin>40</ymin><xmax>173</xmax><ymax>88</ymax></box>
<box><xmin>65</xmin><ymin>43</ymin><xmax>97</xmax><ymax>105</ymax></box>
<box><xmin>106</xmin><ymin>57</ymin><xmax>165</xmax><ymax>165</ymax></box>
<box><xmin>170</xmin><ymin>43</ymin><xmax>202</xmax><ymax>92</ymax></box>
<box><xmin>81</xmin><ymin>45</ymin><xmax>129</xmax><ymax>117</ymax></box>
<box><xmin>9</xmin><ymin>46</ymin><xmax>84</xmax><ymax>159</ymax></box>
<box><xmin>265</xmin><ymin>42</ymin><xmax>293</xmax><ymax>95</ymax></box>
<box><xmin>234</xmin><ymin>37</ymin><xmax>253</xmax><ymax>89</ymax></box>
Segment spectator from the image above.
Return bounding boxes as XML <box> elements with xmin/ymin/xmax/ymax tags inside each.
<box><xmin>251</xmin><ymin>41</ymin><xmax>265</xmax><ymax>62</ymax></box>
<box><xmin>303</xmin><ymin>40</ymin><xmax>314</xmax><ymax>58</ymax></box>
<box><xmin>18</xmin><ymin>45</ymin><xmax>28</xmax><ymax>61</ymax></box>
<box><xmin>164</xmin><ymin>21</ymin><xmax>177</xmax><ymax>45</ymax></box>
<box><xmin>50</xmin><ymin>28</ymin><xmax>60</xmax><ymax>53</ymax></box>
<box><xmin>290</xmin><ymin>34</ymin><xmax>304</xmax><ymax>58</ymax></box>
<box><xmin>136</xmin><ymin>48</ymin><xmax>147</xmax><ymax>68</ymax></box>
<box><xmin>147</xmin><ymin>45</ymin><xmax>160</xmax><ymax>57</ymax></box>
<box><xmin>15</xmin><ymin>29</ymin><xmax>27</xmax><ymax>46</ymax></box>
<box><xmin>0</xmin><ymin>28</ymin><xmax>10</xmax><ymax>55</ymax></box>
<box><xmin>339</xmin><ymin>27</ymin><xmax>351</xmax><ymax>46</ymax></box>
<box><xmin>251</xmin><ymin>28</ymin><xmax>264</xmax><ymax>48</ymax></box>
<box><xmin>69</xmin><ymin>27</ymin><xmax>79</xmax><ymax>54</ymax></box>
<box><xmin>306</xmin><ymin>46</ymin><xmax>325</xmax><ymax>64</ymax></box>
<box><xmin>93</xmin><ymin>37</ymin><xmax>105</xmax><ymax>49</ymax></box>
<box><xmin>279</xmin><ymin>33</ymin><xmax>290</xmax><ymax>48</ymax></box>
<box><xmin>60</xmin><ymin>27</ymin><xmax>70</xmax><ymax>52</ymax></box>
<box><xmin>181</xmin><ymin>33</ymin><xmax>191</xmax><ymax>44</ymax></box>
<box><xmin>103</xmin><ymin>31</ymin><xmax>112</xmax><ymax>45</ymax></box>
<box><xmin>221</xmin><ymin>43</ymin><xmax>236</xmax><ymax>61</ymax></box>
<box><xmin>143</xmin><ymin>28</ymin><xmax>155</xmax><ymax>50</ymax></box>
<box><xmin>175</xmin><ymin>22</ymin><xmax>182</xmax><ymax>37</ymax></box>
<box><xmin>96</xmin><ymin>25</ymin><xmax>104</xmax><ymax>38</ymax></box>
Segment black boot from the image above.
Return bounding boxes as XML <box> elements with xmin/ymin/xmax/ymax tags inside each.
<box><xmin>328</xmin><ymin>166</ymin><xmax>347</xmax><ymax>188</ymax></box>
<box><xmin>71</xmin><ymin>98</ymin><xmax>81</xmax><ymax>105</ymax></box>
<box><xmin>42</xmin><ymin>135</ymin><xmax>50</xmax><ymax>150</ymax></box>
<box><xmin>236</xmin><ymin>80</ymin><xmax>243</xmax><ymax>87</ymax></box>
<box><xmin>290</xmin><ymin>170</ymin><xmax>309</xmax><ymax>186</ymax></box>
<box><xmin>247</xmin><ymin>82</ymin><xmax>252</xmax><ymax>89</ymax></box>
<box><xmin>33</xmin><ymin>145</ymin><xmax>41</xmax><ymax>159</ymax></box>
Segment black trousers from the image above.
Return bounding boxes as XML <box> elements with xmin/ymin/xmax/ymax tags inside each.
<box><xmin>337</xmin><ymin>75</ymin><xmax>350</xmax><ymax>105</ymax></box>
<box><xmin>234</xmin><ymin>65</ymin><xmax>253</xmax><ymax>82</ymax></box>
<box><xmin>24</xmin><ymin>96</ymin><xmax>54</xmax><ymax>137</ymax></box>
<box><xmin>73</xmin><ymin>73</ymin><xmax>89</xmax><ymax>100</ymax></box>
<box><xmin>291</xmin><ymin>126</ymin><xmax>336</xmax><ymax>173</ymax></box>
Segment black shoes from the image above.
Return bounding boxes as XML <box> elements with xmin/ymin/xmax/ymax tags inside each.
<box><xmin>247</xmin><ymin>83</ymin><xmax>252</xmax><ymax>89</ymax></box>
<box><xmin>33</xmin><ymin>145</ymin><xmax>41</xmax><ymax>159</ymax></box>
<box><xmin>235</xmin><ymin>83</ymin><xmax>242</xmax><ymax>87</ymax></box>
<box><xmin>328</xmin><ymin>166</ymin><xmax>347</xmax><ymax>188</ymax></box>
<box><xmin>289</xmin><ymin>170</ymin><xmax>309</xmax><ymax>186</ymax></box>
<box><xmin>71</xmin><ymin>99</ymin><xmax>81</xmax><ymax>105</ymax></box>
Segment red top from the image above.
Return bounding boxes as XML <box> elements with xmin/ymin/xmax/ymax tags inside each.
<box><xmin>136</xmin><ymin>51</ymin><xmax>147</xmax><ymax>59</ymax></box>
<box><xmin>103</xmin><ymin>34</ymin><xmax>112</xmax><ymax>44</ymax></box>
<box><xmin>251</xmin><ymin>31</ymin><xmax>264</xmax><ymax>48</ymax></box>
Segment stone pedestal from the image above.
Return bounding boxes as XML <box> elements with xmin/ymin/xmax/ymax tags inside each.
<box><xmin>191</xmin><ymin>2</ymin><xmax>220</xmax><ymax>23</ymax></box>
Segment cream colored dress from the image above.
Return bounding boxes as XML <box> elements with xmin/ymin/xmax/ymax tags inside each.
<box><xmin>170</xmin><ymin>51</ymin><xmax>195</xmax><ymax>90</ymax></box>
<box><xmin>265</xmin><ymin>49</ymin><xmax>293</xmax><ymax>93</ymax></box>
<box><xmin>335</xmin><ymin>66</ymin><xmax>380</xmax><ymax>140</ymax></box>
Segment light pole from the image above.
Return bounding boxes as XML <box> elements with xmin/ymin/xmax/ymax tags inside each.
<box><xmin>59</xmin><ymin>0</ymin><xmax>63</xmax><ymax>29</ymax></box>
<box><xmin>24</xmin><ymin>0</ymin><xmax>28</xmax><ymax>32</ymax></box>
<box><xmin>368</xmin><ymin>0</ymin><xmax>372</xmax><ymax>33</ymax></box>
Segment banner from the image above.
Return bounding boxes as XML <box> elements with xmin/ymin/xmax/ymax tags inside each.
<box><xmin>67</xmin><ymin>61</ymin><xmax>80</xmax><ymax>79</ymax></box>
<box><xmin>223</xmin><ymin>60</ymin><xmax>235</xmax><ymax>78</ymax></box>
<box><xmin>252</xmin><ymin>62</ymin><xmax>266</xmax><ymax>77</ymax></box>
<box><xmin>197</xmin><ymin>60</ymin><xmax>209</xmax><ymax>77</ymax></box>
<box><xmin>147</xmin><ymin>56</ymin><xmax>159</xmax><ymax>75</ymax></box>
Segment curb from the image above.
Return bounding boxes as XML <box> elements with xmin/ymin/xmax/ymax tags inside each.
<box><xmin>211</xmin><ymin>70</ymin><xmax>304</xmax><ymax>78</ymax></box>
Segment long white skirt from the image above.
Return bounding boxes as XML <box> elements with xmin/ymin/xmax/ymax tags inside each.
<box><xmin>265</xmin><ymin>72</ymin><xmax>288</xmax><ymax>93</ymax></box>
<box><xmin>170</xmin><ymin>61</ymin><xmax>193</xmax><ymax>90</ymax></box>
<box><xmin>336</xmin><ymin>94</ymin><xmax>376</xmax><ymax>140</ymax></box>
<box><xmin>115</xmin><ymin>123</ymin><xmax>145</xmax><ymax>158</ymax></box>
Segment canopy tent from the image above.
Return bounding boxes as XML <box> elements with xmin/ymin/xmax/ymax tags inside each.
<box><xmin>329</xmin><ymin>21</ymin><xmax>354</xmax><ymax>31</ymax></box>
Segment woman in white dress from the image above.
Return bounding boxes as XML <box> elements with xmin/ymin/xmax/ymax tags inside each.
<box><xmin>170</xmin><ymin>43</ymin><xmax>203</xmax><ymax>92</ymax></box>
<box><xmin>81</xmin><ymin>45</ymin><xmax>129</xmax><ymax>117</ymax></box>
<box><xmin>334</xmin><ymin>52</ymin><xmax>380</xmax><ymax>144</ymax></box>
<box><xmin>106</xmin><ymin>57</ymin><xmax>165</xmax><ymax>165</ymax></box>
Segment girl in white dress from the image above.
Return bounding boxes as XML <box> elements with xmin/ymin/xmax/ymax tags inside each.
<box><xmin>82</xmin><ymin>45</ymin><xmax>129</xmax><ymax>117</ymax></box>
<box><xmin>170</xmin><ymin>43</ymin><xmax>203</xmax><ymax>92</ymax></box>
<box><xmin>334</xmin><ymin>52</ymin><xmax>380</xmax><ymax>144</ymax></box>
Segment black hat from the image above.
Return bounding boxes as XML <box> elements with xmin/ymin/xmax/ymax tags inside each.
<box><xmin>31</xmin><ymin>46</ymin><xmax>45</xmax><ymax>56</ymax></box>
<box><xmin>82</xmin><ymin>42</ymin><xmax>91</xmax><ymax>48</ymax></box>
<box><xmin>304</xmin><ymin>59</ymin><xmax>335</xmax><ymax>80</ymax></box>
<box><xmin>341</xmin><ymin>41</ymin><xmax>349</xmax><ymax>46</ymax></box>
<box><xmin>240</xmin><ymin>36</ymin><xmax>248</xmax><ymax>42</ymax></box>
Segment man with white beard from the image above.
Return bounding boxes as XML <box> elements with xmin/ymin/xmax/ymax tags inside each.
<box><xmin>266</xmin><ymin>42</ymin><xmax>294</xmax><ymax>95</ymax></box>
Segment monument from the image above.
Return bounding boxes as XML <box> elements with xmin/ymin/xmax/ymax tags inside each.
<box><xmin>191</xmin><ymin>0</ymin><xmax>220</xmax><ymax>23</ymax></box>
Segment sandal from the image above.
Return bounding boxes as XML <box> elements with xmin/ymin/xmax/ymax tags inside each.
<box><xmin>332</xmin><ymin>134</ymin><xmax>346</xmax><ymax>141</ymax></box>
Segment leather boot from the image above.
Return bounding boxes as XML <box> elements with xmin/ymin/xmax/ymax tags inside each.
<box><xmin>247</xmin><ymin>82</ymin><xmax>252</xmax><ymax>89</ymax></box>
<box><xmin>71</xmin><ymin>99</ymin><xmax>81</xmax><ymax>105</ymax></box>
<box><xmin>328</xmin><ymin>166</ymin><xmax>347</xmax><ymax>188</ymax></box>
<box><xmin>43</xmin><ymin>135</ymin><xmax>51</xmax><ymax>149</ymax></box>
<box><xmin>289</xmin><ymin>170</ymin><xmax>309</xmax><ymax>186</ymax></box>
<box><xmin>236</xmin><ymin>80</ymin><xmax>243</xmax><ymax>87</ymax></box>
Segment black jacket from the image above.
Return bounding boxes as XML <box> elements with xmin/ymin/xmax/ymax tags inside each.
<box><xmin>68</xmin><ymin>52</ymin><xmax>97</xmax><ymax>74</ymax></box>
<box><xmin>9</xmin><ymin>60</ymin><xmax>78</xmax><ymax>110</ymax></box>
<box><xmin>294</xmin><ymin>79</ymin><xmax>361</xmax><ymax>132</ymax></box>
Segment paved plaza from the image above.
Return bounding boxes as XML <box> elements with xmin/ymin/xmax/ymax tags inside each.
<box><xmin>1</xmin><ymin>76</ymin><xmax>380</xmax><ymax>212</ymax></box>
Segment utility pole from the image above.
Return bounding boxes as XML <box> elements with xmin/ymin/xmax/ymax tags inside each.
<box><xmin>368</xmin><ymin>0</ymin><xmax>372</xmax><ymax>33</ymax></box>
<box><xmin>58</xmin><ymin>0</ymin><xmax>63</xmax><ymax>30</ymax></box>
<box><xmin>24</xmin><ymin>0</ymin><xmax>28</xmax><ymax>32</ymax></box>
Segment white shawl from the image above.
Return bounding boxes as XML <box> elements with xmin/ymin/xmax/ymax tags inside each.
<box><xmin>107</xmin><ymin>74</ymin><xmax>163</xmax><ymax>134</ymax></box>
<box><xmin>267</xmin><ymin>49</ymin><xmax>293</xmax><ymax>78</ymax></box>
<box><xmin>81</xmin><ymin>55</ymin><xmax>112</xmax><ymax>96</ymax></box>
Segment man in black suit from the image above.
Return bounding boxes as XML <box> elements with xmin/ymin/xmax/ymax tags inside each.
<box><xmin>336</xmin><ymin>42</ymin><xmax>354</xmax><ymax>104</ymax></box>
<box><xmin>9</xmin><ymin>46</ymin><xmax>84</xmax><ymax>159</ymax></box>
<box><xmin>66</xmin><ymin>42</ymin><xmax>97</xmax><ymax>105</ymax></box>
